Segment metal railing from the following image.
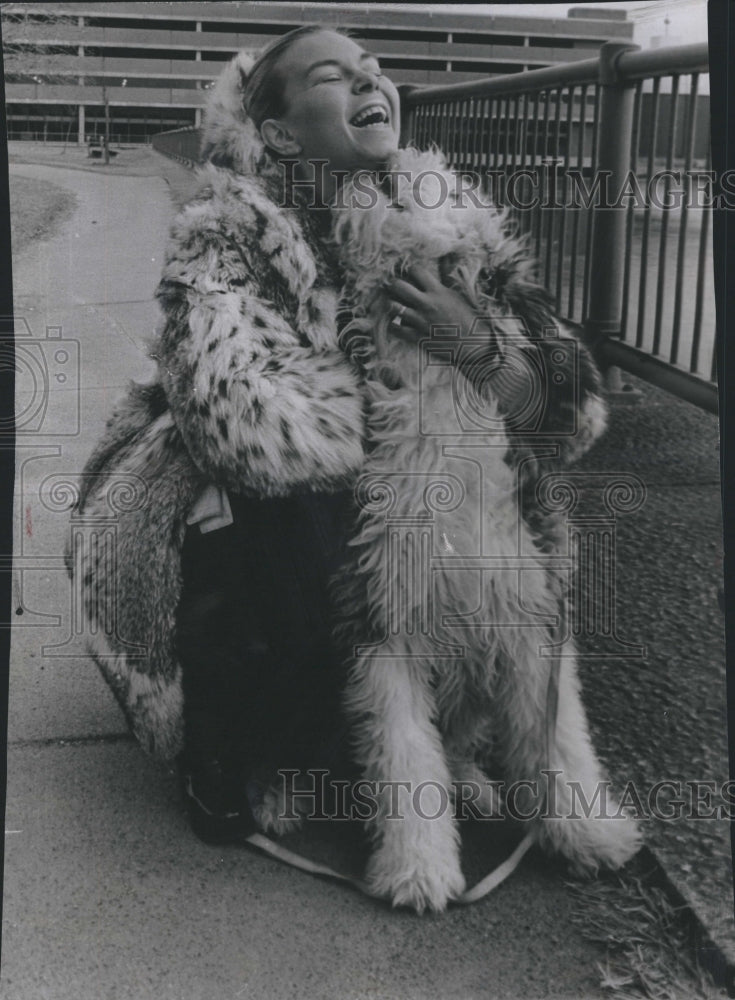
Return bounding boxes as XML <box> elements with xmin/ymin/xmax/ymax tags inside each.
<box><xmin>400</xmin><ymin>41</ymin><xmax>716</xmax><ymax>412</ymax></box>
<box><xmin>151</xmin><ymin>125</ymin><xmax>201</xmax><ymax>168</ymax></box>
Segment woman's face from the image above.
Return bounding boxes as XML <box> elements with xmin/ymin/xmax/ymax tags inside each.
<box><xmin>272</xmin><ymin>31</ymin><xmax>400</xmax><ymax>174</ymax></box>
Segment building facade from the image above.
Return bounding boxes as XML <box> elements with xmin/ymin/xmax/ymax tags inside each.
<box><xmin>3</xmin><ymin>1</ymin><xmax>634</xmax><ymax>144</ymax></box>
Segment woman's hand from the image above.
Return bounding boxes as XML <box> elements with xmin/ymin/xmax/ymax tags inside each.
<box><xmin>384</xmin><ymin>264</ymin><xmax>482</xmax><ymax>346</ymax></box>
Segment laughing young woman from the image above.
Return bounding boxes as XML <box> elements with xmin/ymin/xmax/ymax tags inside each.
<box><xmin>69</xmin><ymin>26</ymin><xmax>609</xmax><ymax>853</ymax></box>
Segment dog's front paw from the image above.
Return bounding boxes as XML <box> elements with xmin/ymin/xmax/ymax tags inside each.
<box><xmin>539</xmin><ymin>807</ymin><xmax>642</xmax><ymax>875</ymax></box>
<box><xmin>366</xmin><ymin>837</ymin><xmax>466</xmax><ymax>914</ymax></box>
<box><xmin>251</xmin><ymin>782</ymin><xmax>304</xmax><ymax>837</ymax></box>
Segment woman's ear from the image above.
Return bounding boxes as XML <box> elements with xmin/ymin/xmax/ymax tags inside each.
<box><xmin>260</xmin><ymin>119</ymin><xmax>302</xmax><ymax>156</ymax></box>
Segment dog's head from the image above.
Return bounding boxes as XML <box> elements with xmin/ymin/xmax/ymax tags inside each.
<box><xmin>331</xmin><ymin>148</ymin><xmax>468</xmax><ymax>299</ymax></box>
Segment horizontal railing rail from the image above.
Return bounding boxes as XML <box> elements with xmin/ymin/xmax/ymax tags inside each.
<box><xmin>401</xmin><ymin>41</ymin><xmax>716</xmax><ymax>413</ymax></box>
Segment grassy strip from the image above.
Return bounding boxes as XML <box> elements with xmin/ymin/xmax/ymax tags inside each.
<box><xmin>568</xmin><ymin>855</ymin><xmax>728</xmax><ymax>999</ymax></box>
<box><xmin>10</xmin><ymin>175</ymin><xmax>78</xmax><ymax>253</ymax></box>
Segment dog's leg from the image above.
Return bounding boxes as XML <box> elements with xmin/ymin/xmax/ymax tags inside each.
<box><xmin>493</xmin><ymin>624</ymin><xmax>640</xmax><ymax>873</ymax></box>
<box><xmin>251</xmin><ymin>777</ymin><xmax>308</xmax><ymax>837</ymax></box>
<box><xmin>449</xmin><ymin>760</ymin><xmax>502</xmax><ymax>819</ymax></box>
<box><xmin>537</xmin><ymin>648</ymin><xmax>642</xmax><ymax>873</ymax></box>
<box><xmin>346</xmin><ymin>651</ymin><xmax>466</xmax><ymax>913</ymax></box>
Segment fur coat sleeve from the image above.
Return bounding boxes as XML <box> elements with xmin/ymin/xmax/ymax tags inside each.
<box><xmin>152</xmin><ymin>169</ymin><xmax>366</xmax><ymax>498</ymax></box>
<box><xmin>465</xmin><ymin>213</ymin><xmax>607</xmax><ymax>477</ymax></box>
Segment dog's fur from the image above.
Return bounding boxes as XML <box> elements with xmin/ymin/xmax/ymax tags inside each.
<box><xmin>324</xmin><ymin>148</ymin><xmax>641</xmax><ymax>913</ymax></box>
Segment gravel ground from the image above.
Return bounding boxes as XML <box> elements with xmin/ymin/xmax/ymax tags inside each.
<box><xmin>573</xmin><ymin>377</ymin><xmax>731</xmax><ymax>966</ymax></box>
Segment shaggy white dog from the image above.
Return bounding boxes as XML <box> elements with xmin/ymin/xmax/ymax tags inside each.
<box><xmin>327</xmin><ymin>147</ymin><xmax>641</xmax><ymax>913</ymax></box>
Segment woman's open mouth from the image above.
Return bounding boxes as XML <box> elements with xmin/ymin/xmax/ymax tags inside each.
<box><xmin>350</xmin><ymin>104</ymin><xmax>391</xmax><ymax>129</ymax></box>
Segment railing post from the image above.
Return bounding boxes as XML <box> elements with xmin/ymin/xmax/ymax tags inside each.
<box><xmin>585</xmin><ymin>42</ymin><xmax>640</xmax><ymax>385</ymax></box>
<box><xmin>397</xmin><ymin>84</ymin><xmax>420</xmax><ymax>148</ymax></box>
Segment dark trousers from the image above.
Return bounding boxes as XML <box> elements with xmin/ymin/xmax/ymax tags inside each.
<box><xmin>175</xmin><ymin>489</ymin><xmax>355</xmax><ymax>788</ymax></box>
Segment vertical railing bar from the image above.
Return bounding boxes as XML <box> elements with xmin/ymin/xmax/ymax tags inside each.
<box><xmin>582</xmin><ymin>84</ymin><xmax>601</xmax><ymax>321</ymax></box>
<box><xmin>535</xmin><ymin>89</ymin><xmax>551</xmax><ymax>261</ymax></box>
<box><xmin>485</xmin><ymin>97</ymin><xmax>496</xmax><ymax>198</ymax></box>
<box><xmin>556</xmin><ymin>85</ymin><xmax>574</xmax><ymax>313</ymax></box>
<box><xmin>516</xmin><ymin>91</ymin><xmax>531</xmax><ymax>236</ymax></box>
<box><xmin>460</xmin><ymin>98</ymin><xmax>470</xmax><ymax>171</ymax></box>
<box><xmin>691</xmin><ymin>145</ymin><xmax>711</xmax><ymax>375</ymax></box>
<box><xmin>543</xmin><ymin>89</ymin><xmax>561</xmax><ymax>288</ymax></box>
<box><xmin>467</xmin><ymin>97</ymin><xmax>476</xmax><ymax>172</ymax></box>
<box><xmin>545</xmin><ymin>87</ymin><xmax>563</xmax><ymax>303</ymax></box>
<box><xmin>458</xmin><ymin>99</ymin><xmax>465</xmax><ymax>167</ymax></box>
<box><xmin>516</xmin><ymin>91</ymin><xmax>533</xmax><ymax>233</ymax></box>
<box><xmin>510</xmin><ymin>92</ymin><xmax>520</xmax><ymax>176</ymax></box>
<box><xmin>652</xmin><ymin>73</ymin><xmax>680</xmax><ymax>357</ymax></box>
<box><xmin>451</xmin><ymin>100</ymin><xmax>460</xmax><ymax>167</ymax></box>
<box><xmin>456</xmin><ymin>98</ymin><xmax>465</xmax><ymax>170</ymax></box>
<box><xmin>488</xmin><ymin>96</ymin><xmax>497</xmax><ymax>176</ymax></box>
<box><xmin>567</xmin><ymin>83</ymin><xmax>587</xmax><ymax>318</ymax></box>
<box><xmin>670</xmin><ymin>73</ymin><xmax>699</xmax><ymax>366</ymax></box>
<box><xmin>448</xmin><ymin>99</ymin><xmax>455</xmax><ymax>165</ymax></box>
<box><xmin>498</xmin><ymin>97</ymin><xmax>509</xmax><ymax>206</ymax></box>
<box><xmin>530</xmin><ymin>90</ymin><xmax>544</xmax><ymax>245</ymax></box>
<box><xmin>620</xmin><ymin>79</ymin><xmax>643</xmax><ymax>342</ymax></box>
<box><xmin>635</xmin><ymin>75</ymin><xmax>660</xmax><ymax>349</ymax></box>
<box><xmin>482</xmin><ymin>96</ymin><xmax>491</xmax><ymax>176</ymax></box>
<box><xmin>477</xmin><ymin>96</ymin><xmax>487</xmax><ymax>172</ymax></box>
<box><xmin>508</xmin><ymin>93</ymin><xmax>520</xmax><ymax>231</ymax></box>
<box><xmin>472</xmin><ymin>96</ymin><xmax>483</xmax><ymax>172</ymax></box>
<box><xmin>451</xmin><ymin>99</ymin><xmax>459</xmax><ymax>164</ymax></box>
<box><xmin>439</xmin><ymin>101</ymin><xmax>450</xmax><ymax>160</ymax></box>
<box><xmin>503</xmin><ymin>92</ymin><xmax>512</xmax><ymax>173</ymax></box>
<box><xmin>470</xmin><ymin>96</ymin><xmax>478</xmax><ymax>172</ymax></box>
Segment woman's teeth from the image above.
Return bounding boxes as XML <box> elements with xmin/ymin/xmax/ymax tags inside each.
<box><xmin>351</xmin><ymin>105</ymin><xmax>389</xmax><ymax>128</ymax></box>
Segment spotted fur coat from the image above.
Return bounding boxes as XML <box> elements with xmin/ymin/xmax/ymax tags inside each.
<box><xmin>66</xmin><ymin>51</ymin><xmax>606</xmax><ymax>762</ymax></box>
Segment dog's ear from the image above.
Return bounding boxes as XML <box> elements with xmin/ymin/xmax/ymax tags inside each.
<box><xmin>481</xmin><ymin>260</ymin><xmax>556</xmax><ymax>335</ymax></box>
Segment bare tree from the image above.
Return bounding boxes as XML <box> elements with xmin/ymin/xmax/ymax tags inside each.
<box><xmin>2</xmin><ymin>3</ymin><xmax>112</xmax><ymax>160</ymax></box>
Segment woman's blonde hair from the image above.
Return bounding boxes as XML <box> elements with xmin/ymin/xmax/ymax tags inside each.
<box><xmin>243</xmin><ymin>24</ymin><xmax>350</xmax><ymax>129</ymax></box>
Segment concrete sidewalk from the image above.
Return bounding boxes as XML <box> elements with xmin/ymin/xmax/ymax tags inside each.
<box><xmin>2</xmin><ymin>147</ymin><xmax>731</xmax><ymax>999</ymax></box>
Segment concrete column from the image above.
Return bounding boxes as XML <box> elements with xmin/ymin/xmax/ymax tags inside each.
<box><xmin>78</xmin><ymin>16</ymin><xmax>86</xmax><ymax>144</ymax></box>
<box><xmin>195</xmin><ymin>17</ymin><xmax>203</xmax><ymax>122</ymax></box>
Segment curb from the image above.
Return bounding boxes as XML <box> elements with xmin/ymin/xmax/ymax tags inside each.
<box><xmin>638</xmin><ymin>845</ymin><xmax>735</xmax><ymax>996</ymax></box>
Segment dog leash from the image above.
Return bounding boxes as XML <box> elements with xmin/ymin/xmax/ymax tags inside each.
<box><xmin>243</xmin><ymin>828</ymin><xmax>535</xmax><ymax>905</ymax></box>
<box><xmin>242</xmin><ymin>611</ymin><xmax>564</xmax><ymax>907</ymax></box>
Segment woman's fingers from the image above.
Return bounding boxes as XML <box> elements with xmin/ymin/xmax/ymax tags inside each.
<box><xmin>385</xmin><ymin>276</ymin><xmax>426</xmax><ymax>309</ymax></box>
<box><xmin>403</xmin><ymin>263</ymin><xmax>440</xmax><ymax>292</ymax></box>
<box><xmin>387</xmin><ymin>299</ymin><xmax>423</xmax><ymax>339</ymax></box>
